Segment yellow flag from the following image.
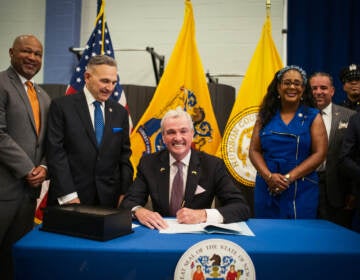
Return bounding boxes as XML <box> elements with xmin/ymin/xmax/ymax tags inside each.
<box><xmin>220</xmin><ymin>15</ymin><xmax>283</xmax><ymax>187</ymax></box>
<box><xmin>130</xmin><ymin>0</ymin><xmax>221</xmax><ymax>171</ymax></box>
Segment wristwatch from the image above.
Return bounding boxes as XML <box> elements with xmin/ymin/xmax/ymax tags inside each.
<box><xmin>131</xmin><ymin>206</ymin><xmax>142</xmax><ymax>219</ymax></box>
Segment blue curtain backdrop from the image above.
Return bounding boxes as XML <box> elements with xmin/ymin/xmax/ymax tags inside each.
<box><xmin>287</xmin><ymin>0</ymin><xmax>360</xmax><ymax>104</ymax></box>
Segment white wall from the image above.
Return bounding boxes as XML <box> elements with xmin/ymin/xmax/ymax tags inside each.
<box><xmin>0</xmin><ymin>0</ymin><xmax>46</xmax><ymax>83</ymax></box>
<box><xmin>0</xmin><ymin>0</ymin><xmax>284</xmax><ymax>94</ymax></box>
<box><xmin>81</xmin><ymin>0</ymin><xmax>284</xmax><ymax>94</ymax></box>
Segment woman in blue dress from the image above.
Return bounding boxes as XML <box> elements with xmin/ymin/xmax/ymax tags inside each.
<box><xmin>249</xmin><ymin>66</ymin><xmax>328</xmax><ymax>219</ymax></box>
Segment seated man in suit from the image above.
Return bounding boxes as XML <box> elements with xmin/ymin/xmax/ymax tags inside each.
<box><xmin>121</xmin><ymin>107</ymin><xmax>250</xmax><ymax>229</ymax></box>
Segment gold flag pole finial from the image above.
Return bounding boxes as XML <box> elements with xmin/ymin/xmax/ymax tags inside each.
<box><xmin>266</xmin><ymin>0</ymin><xmax>271</xmax><ymax>18</ymax></box>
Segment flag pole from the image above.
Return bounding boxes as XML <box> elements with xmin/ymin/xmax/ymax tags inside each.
<box><xmin>266</xmin><ymin>0</ymin><xmax>271</xmax><ymax>18</ymax></box>
<box><xmin>96</xmin><ymin>0</ymin><xmax>106</xmax><ymax>55</ymax></box>
<box><xmin>282</xmin><ymin>0</ymin><xmax>288</xmax><ymax>65</ymax></box>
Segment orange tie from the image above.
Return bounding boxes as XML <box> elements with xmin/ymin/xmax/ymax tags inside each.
<box><xmin>25</xmin><ymin>81</ymin><xmax>40</xmax><ymax>135</ymax></box>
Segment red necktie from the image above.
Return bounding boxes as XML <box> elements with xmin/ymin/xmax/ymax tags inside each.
<box><xmin>169</xmin><ymin>161</ymin><xmax>184</xmax><ymax>216</ymax></box>
<box><xmin>25</xmin><ymin>81</ymin><xmax>40</xmax><ymax>135</ymax></box>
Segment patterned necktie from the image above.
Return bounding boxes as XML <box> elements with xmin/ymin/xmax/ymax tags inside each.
<box><xmin>317</xmin><ymin>110</ymin><xmax>327</xmax><ymax>171</ymax></box>
<box><xmin>169</xmin><ymin>161</ymin><xmax>184</xmax><ymax>216</ymax></box>
<box><xmin>25</xmin><ymin>81</ymin><xmax>40</xmax><ymax>135</ymax></box>
<box><xmin>93</xmin><ymin>101</ymin><xmax>104</xmax><ymax>146</ymax></box>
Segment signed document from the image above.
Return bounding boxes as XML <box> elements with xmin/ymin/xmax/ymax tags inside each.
<box><xmin>159</xmin><ymin>219</ymin><xmax>255</xmax><ymax>236</ymax></box>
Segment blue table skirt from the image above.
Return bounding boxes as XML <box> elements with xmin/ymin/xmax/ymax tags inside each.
<box><xmin>13</xmin><ymin>219</ymin><xmax>360</xmax><ymax>280</ymax></box>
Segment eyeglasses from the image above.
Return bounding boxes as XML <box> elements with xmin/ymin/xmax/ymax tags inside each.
<box><xmin>281</xmin><ymin>80</ymin><xmax>303</xmax><ymax>88</ymax></box>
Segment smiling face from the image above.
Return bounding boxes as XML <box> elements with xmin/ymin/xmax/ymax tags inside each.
<box><xmin>84</xmin><ymin>64</ymin><xmax>118</xmax><ymax>102</ymax></box>
<box><xmin>9</xmin><ymin>35</ymin><xmax>43</xmax><ymax>80</ymax></box>
<box><xmin>309</xmin><ymin>74</ymin><xmax>334</xmax><ymax>110</ymax></box>
<box><xmin>277</xmin><ymin>69</ymin><xmax>305</xmax><ymax>105</ymax></box>
<box><xmin>162</xmin><ymin>114</ymin><xmax>194</xmax><ymax>161</ymax></box>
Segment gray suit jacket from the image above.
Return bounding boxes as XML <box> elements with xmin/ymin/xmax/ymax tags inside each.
<box><xmin>324</xmin><ymin>103</ymin><xmax>355</xmax><ymax>207</ymax></box>
<box><xmin>0</xmin><ymin>66</ymin><xmax>51</xmax><ymax>200</ymax></box>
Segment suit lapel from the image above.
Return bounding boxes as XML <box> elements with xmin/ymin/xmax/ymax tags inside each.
<box><xmin>34</xmin><ymin>84</ymin><xmax>48</xmax><ymax>140</ymax></box>
<box><xmin>74</xmin><ymin>92</ymin><xmax>98</xmax><ymax>148</ymax></box>
<box><xmin>100</xmin><ymin>100</ymin><xmax>114</xmax><ymax>149</ymax></box>
<box><xmin>158</xmin><ymin>151</ymin><xmax>171</xmax><ymax>213</ymax></box>
<box><xmin>7</xmin><ymin>68</ymin><xmax>37</xmax><ymax>135</ymax></box>
<box><xmin>184</xmin><ymin>151</ymin><xmax>201</xmax><ymax>205</ymax></box>
<box><xmin>329</xmin><ymin>105</ymin><xmax>340</xmax><ymax>147</ymax></box>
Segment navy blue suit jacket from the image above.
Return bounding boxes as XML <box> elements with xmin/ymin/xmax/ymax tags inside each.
<box><xmin>121</xmin><ymin>149</ymin><xmax>250</xmax><ymax>223</ymax></box>
<box><xmin>47</xmin><ymin>91</ymin><xmax>133</xmax><ymax>207</ymax></box>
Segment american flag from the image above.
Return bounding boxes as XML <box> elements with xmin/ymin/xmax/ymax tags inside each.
<box><xmin>65</xmin><ymin>0</ymin><xmax>132</xmax><ymax>127</ymax></box>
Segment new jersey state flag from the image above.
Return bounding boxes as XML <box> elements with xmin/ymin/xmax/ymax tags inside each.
<box><xmin>220</xmin><ymin>14</ymin><xmax>283</xmax><ymax>187</ymax></box>
<box><xmin>130</xmin><ymin>0</ymin><xmax>221</xmax><ymax>170</ymax></box>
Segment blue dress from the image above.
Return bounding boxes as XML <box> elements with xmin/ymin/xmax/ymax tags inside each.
<box><xmin>254</xmin><ymin>105</ymin><xmax>320</xmax><ymax>219</ymax></box>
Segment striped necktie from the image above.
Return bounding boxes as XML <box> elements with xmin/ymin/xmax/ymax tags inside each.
<box><xmin>169</xmin><ymin>161</ymin><xmax>184</xmax><ymax>216</ymax></box>
<box><xmin>25</xmin><ymin>81</ymin><xmax>40</xmax><ymax>135</ymax></box>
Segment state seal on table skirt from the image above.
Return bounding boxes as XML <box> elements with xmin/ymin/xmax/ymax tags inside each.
<box><xmin>221</xmin><ymin>106</ymin><xmax>258</xmax><ymax>187</ymax></box>
<box><xmin>174</xmin><ymin>238</ymin><xmax>255</xmax><ymax>280</ymax></box>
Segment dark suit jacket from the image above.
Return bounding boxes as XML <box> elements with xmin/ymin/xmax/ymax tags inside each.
<box><xmin>47</xmin><ymin>91</ymin><xmax>133</xmax><ymax>207</ymax></box>
<box><xmin>339</xmin><ymin>111</ymin><xmax>360</xmax><ymax>208</ymax></box>
<box><xmin>0</xmin><ymin>66</ymin><xmax>51</xmax><ymax>200</ymax></box>
<box><xmin>323</xmin><ymin>104</ymin><xmax>355</xmax><ymax>207</ymax></box>
<box><xmin>121</xmin><ymin>149</ymin><xmax>250</xmax><ymax>223</ymax></box>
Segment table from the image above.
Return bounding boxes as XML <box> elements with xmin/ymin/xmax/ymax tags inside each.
<box><xmin>13</xmin><ymin>219</ymin><xmax>360</xmax><ymax>279</ymax></box>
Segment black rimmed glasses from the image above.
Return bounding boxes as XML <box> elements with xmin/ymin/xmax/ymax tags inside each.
<box><xmin>281</xmin><ymin>80</ymin><xmax>303</xmax><ymax>88</ymax></box>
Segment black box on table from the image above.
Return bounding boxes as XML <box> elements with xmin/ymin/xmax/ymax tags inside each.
<box><xmin>41</xmin><ymin>204</ymin><xmax>132</xmax><ymax>241</ymax></box>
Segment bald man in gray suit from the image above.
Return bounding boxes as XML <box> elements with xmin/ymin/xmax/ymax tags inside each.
<box><xmin>0</xmin><ymin>35</ymin><xmax>51</xmax><ymax>279</ymax></box>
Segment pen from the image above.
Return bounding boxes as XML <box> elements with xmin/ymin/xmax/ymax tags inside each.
<box><xmin>181</xmin><ymin>200</ymin><xmax>185</xmax><ymax>208</ymax></box>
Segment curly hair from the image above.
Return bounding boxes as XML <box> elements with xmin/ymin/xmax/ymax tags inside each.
<box><xmin>258</xmin><ymin>66</ymin><xmax>316</xmax><ymax>127</ymax></box>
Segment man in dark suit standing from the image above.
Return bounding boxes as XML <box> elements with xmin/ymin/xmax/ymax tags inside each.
<box><xmin>339</xmin><ymin>111</ymin><xmax>360</xmax><ymax>233</ymax></box>
<box><xmin>121</xmin><ymin>107</ymin><xmax>250</xmax><ymax>230</ymax></box>
<box><xmin>309</xmin><ymin>72</ymin><xmax>355</xmax><ymax>227</ymax></box>
<box><xmin>0</xmin><ymin>35</ymin><xmax>51</xmax><ymax>279</ymax></box>
<box><xmin>46</xmin><ymin>55</ymin><xmax>133</xmax><ymax>208</ymax></box>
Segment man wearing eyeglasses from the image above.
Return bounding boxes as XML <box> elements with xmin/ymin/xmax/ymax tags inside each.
<box><xmin>339</xmin><ymin>64</ymin><xmax>360</xmax><ymax>112</ymax></box>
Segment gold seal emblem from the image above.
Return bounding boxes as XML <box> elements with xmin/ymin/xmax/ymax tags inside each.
<box><xmin>222</xmin><ymin>106</ymin><xmax>259</xmax><ymax>187</ymax></box>
<box><xmin>174</xmin><ymin>238</ymin><xmax>256</xmax><ymax>280</ymax></box>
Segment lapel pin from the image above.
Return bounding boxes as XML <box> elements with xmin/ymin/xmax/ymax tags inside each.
<box><xmin>160</xmin><ymin>167</ymin><xmax>166</xmax><ymax>172</ymax></box>
<box><xmin>109</xmin><ymin>108</ymin><xmax>112</xmax><ymax>112</ymax></box>
<box><xmin>192</xmin><ymin>170</ymin><xmax>197</xmax><ymax>175</ymax></box>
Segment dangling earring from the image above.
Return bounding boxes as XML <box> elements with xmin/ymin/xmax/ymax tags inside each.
<box><xmin>277</xmin><ymin>95</ymin><xmax>280</xmax><ymax>99</ymax></box>
<box><xmin>300</xmin><ymin>96</ymin><xmax>303</xmax><ymax>101</ymax></box>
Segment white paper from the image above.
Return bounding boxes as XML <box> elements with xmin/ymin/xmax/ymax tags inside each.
<box><xmin>159</xmin><ymin>218</ymin><xmax>255</xmax><ymax>236</ymax></box>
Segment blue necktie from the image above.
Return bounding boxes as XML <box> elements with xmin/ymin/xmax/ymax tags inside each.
<box><xmin>93</xmin><ymin>101</ymin><xmax>104</xmax><ymax>146</ymax></box>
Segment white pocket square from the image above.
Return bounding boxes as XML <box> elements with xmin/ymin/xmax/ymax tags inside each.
<box><xmin>195</xmin><ymin>185</ymin><xmax>206</xmax><ymax>195</ymax></box>
<box><xmin>338</xmin><ymin>121</ymin><xmax>348</xmax><ymax>129</ymax></box>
